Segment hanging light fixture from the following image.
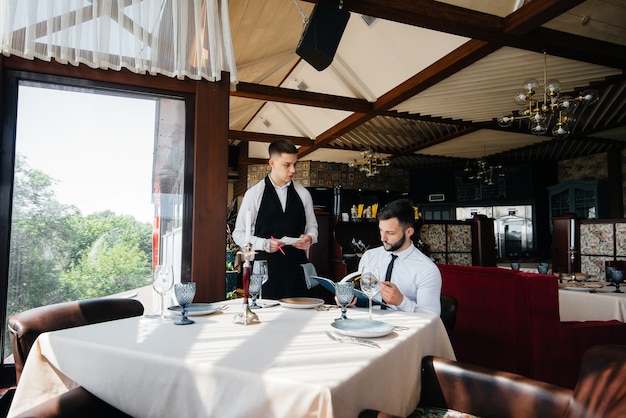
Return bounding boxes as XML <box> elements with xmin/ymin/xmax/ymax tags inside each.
<box><xmin>463</xmin><ymin>158</ymin><xmax>504</xmax><ymax>186</ymax></box>
<box><xmin>348</xmin><ymin>149</ymin><xmax>390</xmax><ymax>177</ymax></box>
<box><xmin>497</xmin><ymin>52</ymin><xmax>599</xmax><ymax>139</ymax></box>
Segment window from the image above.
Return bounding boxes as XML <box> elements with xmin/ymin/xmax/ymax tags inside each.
<box><xmin>0</xmin><ymin>71</ymin><xmax>192</xmax><ymax>362</ymax></box>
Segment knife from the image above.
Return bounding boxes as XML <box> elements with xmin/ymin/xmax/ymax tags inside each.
<box><xmin>326</xmin><ymin>331</ymin><xmax>380</xmax><ymax>348</ymax></box>
<box><xmin>351</xmin><ymin>336</ymin><xmax>380</xmax><ymax>348</ymax></box>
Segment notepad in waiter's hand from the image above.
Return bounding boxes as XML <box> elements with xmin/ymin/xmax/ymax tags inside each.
<box><xmin>279</xmin><ymin>236</ymin><xmax>303</xmax><ymax>245</ymax></box>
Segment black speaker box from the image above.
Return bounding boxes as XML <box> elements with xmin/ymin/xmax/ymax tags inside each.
<box><xmin>296</xmin><ymin>1</ymin><xmax>350</xmax><ymax>71</ymax></box>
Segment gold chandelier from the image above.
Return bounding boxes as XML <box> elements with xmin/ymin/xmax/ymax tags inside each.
<box><xmin>464</xmin><ymin>158</ymin><xmax>504</xmax><ymax>186</ymax></box>
<box><xmin>497</xmin><ymin>52</ymin><xmax>599</xmax><ymax>139</ymax></box>
<box><xmin>348</xmin><ymin>149</ymin><xmax>390</xmax><ymax>177</ymax></box>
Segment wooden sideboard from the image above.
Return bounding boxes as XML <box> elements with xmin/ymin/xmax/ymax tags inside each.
<box><xmin>552</xmin><ymin>215</ymin><xmax>626</xmax><ymax>280</ymax></box>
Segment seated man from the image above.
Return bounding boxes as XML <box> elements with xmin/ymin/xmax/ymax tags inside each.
<box><xmin>358</xmin><ymin>199</ymin><xmax>441</xmax><ymax>315</ymax></box>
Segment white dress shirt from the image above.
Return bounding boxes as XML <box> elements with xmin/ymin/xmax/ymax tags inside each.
<box><xmin>233</xmin><ymin>177</ymin><xmax>318</xmax><ymax>250</ymax></box>
<box><xmin>358</xmin><ymin>244</ymin><xmax>441</xmax><ymax>315</ymax></box>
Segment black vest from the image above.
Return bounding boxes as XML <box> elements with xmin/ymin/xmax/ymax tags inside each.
<box><xmin>253</xmin><ymin>176</ymin><xmax>310</xmax><ymax>299</ymax></box>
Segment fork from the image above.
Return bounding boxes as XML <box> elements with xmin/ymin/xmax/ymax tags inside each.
<box><xmin>325</xmin><ymin>331</ymin><xmax>380</xmax><ymax>348</ymax></box>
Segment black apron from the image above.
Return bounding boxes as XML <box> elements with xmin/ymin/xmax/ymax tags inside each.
<box><xmin>253</xmin><ymin>176</ymin><xmax>310</xmax><ymax>299</ymax></box>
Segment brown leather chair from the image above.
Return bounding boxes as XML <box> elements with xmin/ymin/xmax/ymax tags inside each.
<box><xmin>13</xmin><ymin>386</ymin><xmax>133</xmax><ymax>418</ymax></box>
<box><xmin>439</xmin><ymin>294</ymin><xmax>457</xmax><ymax>336</ymax></box>
<box><xmin>7</xmin><ymin>298</ymin><xmax>144</xmax><ymax>417</ymax></box>
<box><xmin>361</xmin><ymin>344</ymin><xmax>626</xmax><ymax>417</ymax></box>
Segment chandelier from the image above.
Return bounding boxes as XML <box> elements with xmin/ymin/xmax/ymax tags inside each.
<box><xmin>463</xmin><ymin>158</ymin><xmax>504</xmax><ymax>186</ymax></box>
<box><xmin>497</xmin><ymin>52</ymin><xmax>599</xmax><ymax>139</ymax></box>
<box><xmin>348</xmin><ymin>149</ymin><xmax>390</xmax><ymax>177</ymax></box>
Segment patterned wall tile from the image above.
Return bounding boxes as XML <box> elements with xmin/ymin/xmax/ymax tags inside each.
<box><xmin>447</xmin><ymin>224</ymin><xmax>471</xmax><ymax>252</ymax></box>
<box><xmin>448</xmin><ymin>252</ymin><xmax>472</xmax><ymax>266</ymax></box>
<box><xmin>430</xmin><ymin>253</ymin><xmax>447</xmax><ymax>264</ymax></box>
<box><xmin>579</xmin><ymin>223</ymin><xmax>614</xmax><ymax>255</ymax></box>
<box><xmin>616</xmin><ymin>223</ymin><xmax>626</xmax><ymax>257</ymax></box>
<box><xmin>420</xmin><ymin>224</ymin><xmax>446</xmax><ymax>252</ymax></box>
<box><xmin>581</xmin><ymin>255</ymin><xmax>614</xmax><ymax>281</ymax></box>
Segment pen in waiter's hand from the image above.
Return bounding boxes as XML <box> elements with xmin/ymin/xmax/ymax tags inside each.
<box><xmin>271</xmin><ymin>236</ymin><xmax>286</xmax><ymax>255</ymax></box>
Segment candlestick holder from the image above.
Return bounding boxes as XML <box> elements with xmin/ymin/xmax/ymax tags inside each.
<box><xmin>234</xmin><ymin>243</ymin><xmax>260</xmax><ymax>325</ymax></box>
<box><xmin>568</xmin><ymin>246</ymin><xmax>578</xmax><ymax>282</ymax></box>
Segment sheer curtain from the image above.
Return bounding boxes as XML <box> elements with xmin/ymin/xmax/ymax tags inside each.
<box><xmin>0</xmin><ymin>0</ymin><xmax>238</xmax><ymax>84</ymax></box>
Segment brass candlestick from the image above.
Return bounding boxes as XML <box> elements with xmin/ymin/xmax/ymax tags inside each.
<box><xmin>233</xmin><ymin>243</ymin><xmax>260</xmax><ymax>325</ymax></box>
<box><xmin>568</xmin><ymin>246</ymin><xmax>577</xmax><ymax>282</ymax></box>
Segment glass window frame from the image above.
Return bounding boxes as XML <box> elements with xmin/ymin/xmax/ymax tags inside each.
<box><xmin>0</xmin><ymin>69</ymin><xmax>196</xmax><ymax>364</ymax></box>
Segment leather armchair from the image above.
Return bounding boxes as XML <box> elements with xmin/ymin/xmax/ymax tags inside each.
<box><xmin>418</xmin><ymin>344</ymin><xmax>626</xmax><ymax>418</ymax></box>
<box><xmin>360</xmin><ymin>345</ymin><xmax>626</xmax><ymax>418</ymax></box>
<box><xmin>13</xmin><ymin>386</ymin><xmax>132</xmax><ymax>418</ymax></box>
<box><xmin>8</xmin><ymin>298</ymin><xmax>144</xmax><ymax>384</ymax></box>
<box><xmin>7</xmin><ymin>298</ymin><xmax>144</xmax><ymax>417</ymax></box>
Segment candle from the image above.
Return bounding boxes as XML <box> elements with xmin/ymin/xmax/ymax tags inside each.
<box><xmin>570</xmin><ymin>219</ymin><xmax>575</xmax><ymax>248</ymax></box>
<box><xmin>245</xmin><ymin>210</ymin><xmax>251</xmax><ymax>244</ymax></box>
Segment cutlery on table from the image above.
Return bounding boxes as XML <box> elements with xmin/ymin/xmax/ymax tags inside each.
<box><xmin>325</xmin><ymin>331</ymin><xmax>380</xmax><ymax>348</ymax></box>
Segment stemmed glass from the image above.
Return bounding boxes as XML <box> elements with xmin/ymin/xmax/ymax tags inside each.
<box><xmin>152</xmin><ymin>265</ymin><xmax>174</xmax><ymax>320</ymax></box>
<box><xmin>360</xmin><ymin>271</ymin><xmax>379</xmax><ymax>320</ymax></box>
<box><xmin>249</xmin><ymin>272</ymin><xmax>263</xmax><ymax>309</ymax></box>
<box><xmin>608</xmin><ymin>269</ymin><xmax>624</xmax><ymax>293</ymax></box>
<box><xmin>335</xmin><ymin>282</ymin><xmax>354</xmax><ymax>321</ymax></box>
<box><xmin>253</xmin><ymin>260</ymin><xmax>269</xmax><ymax>306</ymax></box>
<box><xmin>174</xmin><ymin>282</ymin><xmax>196</xmax><ymax>325</ymax></box>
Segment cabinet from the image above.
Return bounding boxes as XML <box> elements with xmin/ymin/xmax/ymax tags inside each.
<box><xmin>547</xmin><ymin>180</ymin><xmax>607</xmax><ymax>220</ymax></box>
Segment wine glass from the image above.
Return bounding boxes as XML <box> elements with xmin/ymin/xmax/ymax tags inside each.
<box><xmin>335</xmin><ymin>282</ymin><xmax>354</xmax><ymax>321</ymax></box>
<box><xmin>249</xmin><ymin>270</ymin><xmax>263</xmax><ymax>309</ymax></box>
<box><xmin>608</xmin><ymin>269</ymin><xmax>624</xmax><ymax>293</ymax></box>
<box><xmin>253</xmin><ymin>260</ymin><xmax>269</xmax><ymax>305</ymax></box>
<box><xmin>152</xmin><ymin>265</ymin><xmax>174</xmax><ymax>320</ymax></box>
<box><xmin>360</xmin><ymin>271</ymin><xmax>379</xmax><ymax>320</ymax></box>
<box><xmin>174</xmin><ymin>282</ymin><xmax>196</xmax><ymax>325</ymax></box>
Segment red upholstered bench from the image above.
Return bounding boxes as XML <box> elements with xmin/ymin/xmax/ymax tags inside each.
<box><xmin>438</xmin><ymin>264</ymin><xmax>626</xmax><ymax>388</ymax></box>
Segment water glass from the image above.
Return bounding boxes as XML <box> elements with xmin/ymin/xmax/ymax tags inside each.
<box><xmin>360</xmin><ymin>272</ymin><xmax>379</xmax><ymax>320</ymax></box>
<box><xmin>174</xmin><ymin>282</ymin><xmax>196</xmax><ymax>325</ymax></box>
<box><xmin>152</xmin><ymin>265</ymin><xmax>174</xmax><ymax>320</ymax></box>
<box><xmin>253</xmin><ymin>260</ymin><xmax>269</xmax><ymax>304</ymax></box>
<box><xmin>335</xmin><ymin>282</ymin><xmax>354</xmax><ymax>320</ymax></box>
<box><xmin>249</xmin><ymin>273</ymin><xmax>263</xmax><ymax>309</ymax></box>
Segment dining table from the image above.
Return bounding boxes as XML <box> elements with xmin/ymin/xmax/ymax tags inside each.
<box><xmin>558</xmin><ymin>284</ymin><xmax>626</xmax><ymax>322</ymax></box>
<box><xmin>8</xmin><ymin>298</ymin><xmax>455</xmax><ymax>418</ymax></box>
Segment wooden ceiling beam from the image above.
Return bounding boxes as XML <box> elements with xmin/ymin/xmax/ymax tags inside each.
<box><xmin>232</xmin><ymin>81</ymin><xmax>373</xmax><ymax>113</ymax></box>
<box><xmin>229</xmin><ymin>130</ymin><xmax>313</xmax><ymax>146</ymax></box>
<box><xmin>300</xmin><ymin>0</ymin><xmax>623</xmax><ymax>67</ymax></box>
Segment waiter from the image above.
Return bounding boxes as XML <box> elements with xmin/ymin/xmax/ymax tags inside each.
<box><xmin>233</xmin><ymin>140</ymin><xmax>318</xmax><ymax>299</ymax></box>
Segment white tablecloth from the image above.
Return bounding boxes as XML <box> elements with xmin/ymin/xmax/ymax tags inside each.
<box><xmin>9</xmin><ymin>300</ymin><xmax>455</xmax><ymax>418</ymax></box>
<box><xmin>559</xmin><ymin>286</ymin><xmax>626</xmax><ymax>322</ymax></box>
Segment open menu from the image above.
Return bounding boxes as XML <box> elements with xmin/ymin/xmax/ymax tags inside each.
<box><xmin>310</xmin><ymin>272</ymin><xmax>389</xmax><ymax>309</ymax></box>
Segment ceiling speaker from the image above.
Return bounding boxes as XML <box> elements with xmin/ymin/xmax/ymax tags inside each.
<box><xmin>296</xmin><ymin>1</ymin><xmax>350</xmax><ymax>71</ymax></box>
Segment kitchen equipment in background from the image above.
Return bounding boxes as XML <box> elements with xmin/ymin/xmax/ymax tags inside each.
<box><xmin>456</xmin><ymin>205</ymin><xmax>534</xmax><ymax>260</ymax></box>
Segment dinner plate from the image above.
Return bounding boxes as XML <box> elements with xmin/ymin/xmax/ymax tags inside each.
<box><xmin>559</xmin><ymin>282</ymin><xmax>604</xmax><ymax>291</ymax></box>
<box><xmin>168</xmin><ymin>303</ymin><xmax>219</xmax><ymax>316</ymax></box>
<box><xmin>331</xmin><ymin>319</ymin><xmax>394</xmax><ymax>338</ymax></box>
<box><xmin>278</xmin><ymin>297</ymin><xmax>325</xmax><ymax>309</ymax></box>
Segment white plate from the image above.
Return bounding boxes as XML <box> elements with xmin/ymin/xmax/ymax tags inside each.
<box><xmin>331</xmin><ymin>319</ymin><xmax>394</xmax><ymax>338</ymax></box>
<box><xmin>168</xmin><ymin>303</ymin><xmax>218</xmax><ymax>316</ymax></box>
<box><xmin>560</xmin><ymin>284</ymin><xmax>604</xmax><ymax>292</ymax></box>
<box><xmin>278</xmin><ymin>297</ymin><xmax>324</xmax><ymax>309</ymax></box>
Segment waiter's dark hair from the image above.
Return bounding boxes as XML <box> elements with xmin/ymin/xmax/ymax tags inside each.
<box><xmin>377</xmin><ymin>199</ymin><xmax>416</xmax><ymax>228</ymax></box>
<box><xmin>269</xmin><ymin>140</ymin><xmax>298</xmax><ymax>158</ymax></box>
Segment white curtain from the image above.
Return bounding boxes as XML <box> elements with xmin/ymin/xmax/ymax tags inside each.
<box><xmin>0</xmin><ymin>0</ymin><xmax>238</xmax><ymax>84</ymax></box>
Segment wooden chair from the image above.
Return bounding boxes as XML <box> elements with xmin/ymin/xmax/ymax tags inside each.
<box><xmin>439</xmin><ymin>294</ymin><xmax>457</xmax><ymax>336</ymax></box>
<box><xmin>360</xmin><ymin>344</ymin><xmax>626</xmax><ymax>418</ymax></box>
<box><xmin>7</xmin><ymin>298</ymin><xmax>144</xmax><ymax>417</ymax></box>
